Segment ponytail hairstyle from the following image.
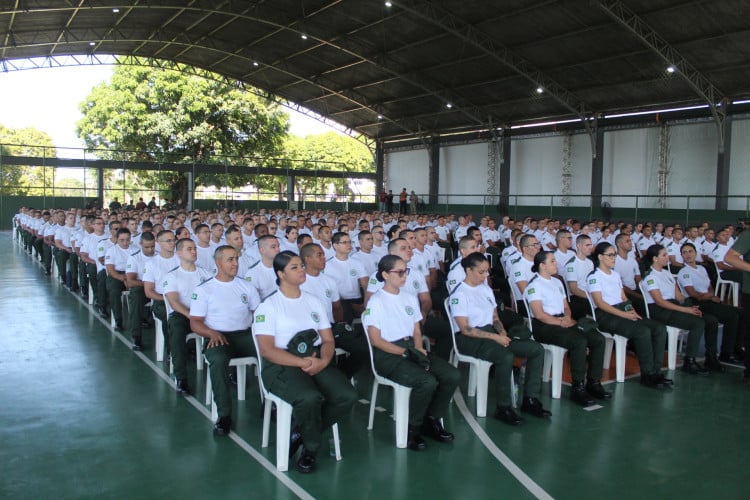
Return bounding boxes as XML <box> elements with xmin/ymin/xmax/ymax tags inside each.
<box><xmin>531</xmin><ymin>251</ymin><xmax>553</xmax><ymax>273</ymax></box>
<box><xmin>592</xmin><ymin>242</ymin><xmax>614</xmax><ymax>268</ymax></box>
<box><xmin>640</xmin><ymin>244</ymin><xmax>664</xmax><ymax>278</ymax></box>
<box><xmin>376</xmin><ymin>255</ymin><xmax>404</xmax><ymax>282</ymax></box>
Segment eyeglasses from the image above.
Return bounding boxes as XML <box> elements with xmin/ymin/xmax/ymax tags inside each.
<box><xmin>602</xmin><ymin>252</ymin><xmax>617</xmax><ymax>257</ymax></box>
<box><xmin>388</xmin><ymin>268</ymin><xmax>411</xmax><ymax>277</ymax></box>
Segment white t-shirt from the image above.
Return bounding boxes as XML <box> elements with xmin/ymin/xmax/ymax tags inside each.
<box><xmin>143</xmin><ymin>254</ymin><xmax>180</xmax><ymax>294</ymax></box>
<box><xmin>677</xmin><ymin>264</ymin><xmax>711</xmax><ymax>295</ymax></box>
<box><xmin>587</xmin><ymin>268</ymin><xmax>624</xmax><ymax>307</ymax></box>
<box><xmin>244</xmin><ymin>260</ymin><xmax>279</xmax><ymax>301</ymax></box>
<box><xmin>105</xmin><ymin>244</ymin><xmax>132</xmax><ymax>272</ymax></box>
<box><xmin>190</xmin><ymin>277</ymin><xmax>260</xmax><ymax>331</ymax></box>
<box><xmin>553</xmin><ymin>249</ymin><xmax>574</xmax><ymax>271</ymax></box>
<box><xmin>509</xmin><ymin>255</ymin><xmax>535</xmax><ymax>300</ymax></box>
<box><xmin>643</xmin><ymin>268</ymin><xmax>677</xmax><ymax>303</ymax></box>
<box><xmin>196</xmin><ymin>244</ymin><xmax>217</xmax><ymax>275</ymax></box>
<box><xmin>448</xmin><ymin>281</ymin><xmax>496</xmax><ymax>330</ymax></box>
<box><xmin>362</xmin><ymin>289</ymin><xmax>422</xmax><ymax>342</ymax></box>
<box><xmin>164</xmin><ymin>265</ymin><xmax>213</xmax><ymax>310</ymax></box>
<box><xmin>351</xmin><ymin>250</ymin><xmax>380</xmax><ymax>276</ymax></box>
<box><xmin>254</xmin><ymin>291</ymin><xmax>330</xmax><ymax>349</ymax></box>
<box><xmin>126</xmin><ymin>250</ymin><xmax>156</xmax><ymax>280</ymax></box>
<box><xmin>525</xmin><ymin>274</ymin><xmax>566</xmax><ymax>316</ymax></box>
<box><xmin>665</xmin><ymin>240</ymin><xmax>683</xmax><ymax>264</ymax></box>
<box><xmin>323</xmin><ymin>256</ymin><xmax>367</xmax><ymax>300</ymax></box>
<box><xmin>614</xmin><ymin>254</ymin><xmax>640</xmax><ymax>290</ymax></box>
<box><xmin>564</xmin><ymin>255</ymin><xmax>593</xmax><ymax>293</ymax></box>
<box><xmin>96</xmin><ymin>237</ymin><xmax>115</xmax><ymax>273</ymax></box>
<box><xmin>300</xmin><ymin>272</ymin><xmax>341</xmax><ymax>323</ymax></box>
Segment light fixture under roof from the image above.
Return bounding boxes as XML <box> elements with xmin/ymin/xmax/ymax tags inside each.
<box><xmin>252</xmin><ymin>61</ymin><xmax>259</xmax><ymax>67</ymax></box>
<box><xmin>301</xmin><ymin>33</ymin><xmax>308</xmax><ymax>40</ymax></box>
<box><xmin>89</xmin><ymin>41</ymin><xmax>95</xmax><ymax>46</ymax></box>
<box><xmin>536</xmin><ymin>87</ymin><xmax>544</xmax><ymax>94</ymax></box>
<box><xmin>377</xmin><ymin>114</ymin><xmax>383</xmax><ymax>120</ymax></box>
<box><xmin>385</xmin><ymin>1</ymin><xmax>393</xmax><ymax>6</ymax></box>
<box><xmin>666</xmin><ymin>66</ymin><xmax>676</xmax><ymax>73</ymax></box>
<box><xmin>445</xmin><ymin>103</ymin><xmax>453</xmax><ymax>109</ymax></box>
<box><xmin>112</xmin><ymin>8</ymin><xmax>119</xmax><ymax>13</ymax></box>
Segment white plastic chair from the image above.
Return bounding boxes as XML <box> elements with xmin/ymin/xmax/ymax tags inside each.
<box><xmin>639</xmin><ymin>280</ymin><xmax>688</xmax><ymax>370</ymax></box>
<box><xmin>251</xmin><ymin>329</ymin><xmax>341</xmax><ymax>472</ymax></box>
<box><xmin>204</xmin><ymin>352</ymin><xmax>260</xmax><ymax>420</ymax></box>
<box><xmin>522</xmin><ymin>295</ymin><xmax>568</xmax><ymax>399</ymax></box>
<box><xmin>153</xmin><ymin>308</ymin><xmax>166</xmax><ymax>362</ymax></box>
<box><xmin>363</xmin><ymin>325</ymin><xmax>413</xmax><ymax>448</ymax></box>
<box><xmin>88</xmin><ymin>282</ymin><xmax>95</xmax><ymax>305</ymax></box>
<box><xmin>164</xmin><ymin>297</ymin><xmax>204</xmax><ymax>372</ymax></box>
<box><xmin>714</xmin><ymin>261</ymin><xmax>739</xmax><ymax>307</ymax></box>
<box><xmin>584</xmin><ymin>290</ymin><xmax>628</xmax><ymax>383</ymax></box>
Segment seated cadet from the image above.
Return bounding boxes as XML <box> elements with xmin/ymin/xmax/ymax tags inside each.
<box><xmin>636</xmin><ymin>224</ymin><xmax>656</xmax><ymax>258</ymax></box>
<box><xmin>245</xmin><ymin>235</ymin><xmax>281</xmax><ymax>300</ymax></box>
<box><xmin>414</xmin><ymin>227</ymin><xmax>439</xmax><ymax>290</ymax></box>
<box><xmin>194</xmin><ymin>223</ymin><xmax>217</xmax><ymax>274</ymax></box>
<box><xmin>509</xmin><ymin>234</ymin><xmax>541</xmax><ymax>315</ymax></box>
<box><xmin>164</xmin><ymin>238</ymin><xmax>213</xmax><ymax>394</ymax></box>
<box><xmin>563</xmin><ymin>234</ymin><xmax>594</xmax><ymax>320</ymax></box>
<box><xmin>104</xmin><ymin>228</ymin><xmax>132</xmax><ymax>331</ymax></box>
<box><xmin>363</xmin><ymin>255</ymin><xmax>459</xmax><ymax>450</ymax></box>
<box><xmin>324</xmin><ymin>232</ymin><xmax>369</xmax><ymax>322</ymax></box>
<box><xmin>369</xmin><ymin>238</ymin><xmax>453</xmax><ymax>361</ymax></box>
<box><xmin>677</xmin><ymin>242</ymin><xmax>742</xmax><ymax>367</ymax></box>
<box><xmin>588</xmin><ymin>242</ymin><xmax>670</xmax><ymax>389</ymax></box>
<box><xmin>255</xmin><ymin>251</ymin><xmax>358</xmax><ymax>473</ymax></box>
<box><xmin>450</xmin><ymin>252</ymin><xmax>549</xmax><ymax>424</ymax></box>
<box><xmin>525</xmin><ymin>251</ymin><xmax>607</xmax><ymax>405</ymax></box>
<box><xmin>225</xmin><ymin>225</ymin><xmax>255</xmax><ymax>277</ymax></box>
<box><xmin>143</xmin><ymin>230</ymin><xmax>180</xmax><ymax>352</ymax></box>
<box><xmin>713</xmin><ymin>226</ymin><xmax>742</xmax><ymax>284</ymax></box>
<box><xmin>190</xmin><ymin>245</ymin><xmax>261</xmax><ymax>436</ymax></box>
<box><xmin>500</xmin><ymin>230</ymin><xmax>522</xmax><ymax>274</ymax></box>
<box><xmin>665</xmin><ymin>227</ymin><xmax>685</xmax><ymax>272</ymax></box>
<box><xmin>352</xmin><ymin>230</ymin><xmax>379</xmax><ymax>276</ymax></box>
<box><xmin>299</xmin><ymin>243</ymin><xmax>369</xmax><ymax>380</ymax></box>
<box><xmin>641</xmin><ymin>244</ymin><xmax>711</xmax><ymax>375</ymax></box>
<box><xmin>280</xmin><ymin>226</ymin><xmax>299</xmax><ymax>254</ymax></box>
<box><xmin>125</xmin><ymin>231</ymin><xmax>157</xmax><ymax>351</ymax></box>
<box><xmin>553</xmin><ymin>229</ymin><xmax>574</xmax><ymax>272</ymax></box>
<box><xmin>612</xmin><ymin>233</ymin><xmax>646</xmax><ymax>316</ymax></box>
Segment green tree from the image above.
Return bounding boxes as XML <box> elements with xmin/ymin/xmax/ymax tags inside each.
<box><xmin>76</xmin><ymin>65</ymin><xmax>290</xmax><ymax>203</ymax></box>
<box><xmin>0</xmin><ymin>125</ymin><xmax>56</xmax><ymax>195</ymax></box>
<box><xmin>283</xmin><ymin>132</ymin><xmax>373</xmax><ymax>201</ymax></box>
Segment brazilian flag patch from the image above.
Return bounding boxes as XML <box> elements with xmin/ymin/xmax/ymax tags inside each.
<box><xmin>255</xmin><ymin>314</ymin><xmax>265</xmax><ymax>323</ymax></box>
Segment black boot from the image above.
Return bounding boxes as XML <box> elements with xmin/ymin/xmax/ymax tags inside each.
<box><xmin>682</xmin><ymin>357</ymin><xmax>710</xmax><ymax>376</ymax></box>
<box><xmin>586</xmin><ymin>378</ymin><xmax>612</xmax><ymax>400</ymax></box>
<box><xmin>132</xmin><ymin>336</ymin><xmax>143</xmax><ymax>351</ymax></box>
<box><xmin>407</xmin><ymin>425</ymin><xmax>426</xmax><ymax>450</ymax></box>
<box><xmin>704</xmin><ymin>354</ymin><xmax>725</xmax><ymax>373</ymax></box>
<box><xmin>421</xmin><ymin>415</ymin><xmax>454</xmax><ymax>442</ymax></box>
<box><xmin>570</xmin><ymin>381</ymin><xmax>595</xmax><ymax>406</ymax></box>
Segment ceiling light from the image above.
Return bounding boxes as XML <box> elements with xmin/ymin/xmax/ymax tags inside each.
<box><xmin>377</xmin><ymin>114</ymin><xmax>383</xmax><ymax>120</ymax></box>
<box><xmin>666</xmin><ymin>66</ymin><xmax>675</xmax><ymax>73</ymax></box>
<box><xmin>536</xmin><ymin>87</ymin><xmax>544</xmax><ymax>94</ymax></box>
<box><xmin>385</xmin><ymin>1</ymin><xmax>393</xmax><ymax>6</ymax></box>
<box><xmin>445</xmin><ymin>103</ymin><xmax>453</xmax><ymax>109</ymax></box>
<box><xmin>301</xmin><ymin>34</ymin><xmax>308</xmax><ymax>40</ymax></box>
<box><xmin>252</xmin><ymin>61</ymin><xmax>259</xmax><ymax>67</ymax></box>
<box><xmin>112</xmin><ymin>8</ymin><xmax>119</xmax><ymax>13</ymax></box>
<box><xmin>89</xmin><ymin>41</ymin><xmax>96</xmax><ymax>46</ymax></box>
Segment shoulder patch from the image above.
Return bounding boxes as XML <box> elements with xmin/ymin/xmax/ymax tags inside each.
<box><xmin>528</xmin><ymin>275</ymin><xmax>538</xmax><ymax>284</ymax></box>
<box><xmin>565</xmin><ymin>256</ymin><xmax>576</xmax><ymax>265</ymax></box>
<box><xmin>260</xmin><ymin>290</ymin><xmax>278</xmax><ymax>303</ymax></box>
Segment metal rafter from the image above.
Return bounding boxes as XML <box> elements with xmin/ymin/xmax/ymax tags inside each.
<box><xmin>393</xmin><ymin>0</ymin><xmax>598</xmax><ymax>156</ymax></box>
<box><xmin>49</xmin><ymin>0</ymin><xmax>86</xmax><ymax>56</ymax></box>
<box><xmin>598</xmin><ymin>0</ymin><xmax>728</xmax><ymax>151</ymax></box>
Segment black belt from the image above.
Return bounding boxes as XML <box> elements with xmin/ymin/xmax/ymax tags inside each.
<box><xmin>552</xmin><ymin>313</ymin><xmax>564</xmax><ymax>318</ymax></box>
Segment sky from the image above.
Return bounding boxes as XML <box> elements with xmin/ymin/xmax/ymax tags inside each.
<box><xmin>0</xmin><ymin>63</ymin><xmax>343</xmax><ymax>158</ymax></box>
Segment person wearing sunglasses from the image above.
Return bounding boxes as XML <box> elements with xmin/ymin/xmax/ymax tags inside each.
<box><xmin>363</xmin><ymin>255</ymin><xmax>459</xmax><ymax>450</ymax></box>
<box><xmin>589</xmin><ymin>242</ymin><xmax>670</xmax><ymax>388</ymax></box>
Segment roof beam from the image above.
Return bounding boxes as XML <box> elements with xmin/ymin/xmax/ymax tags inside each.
<box><xmin>597</xmin><ymin>0</ymin><xmax>728</xmax><ymax>151</ymax></box>
<box><xmin>393</xmin><ymin>0</ymin><xmax>598</xmax><ymax>155</ymax></box>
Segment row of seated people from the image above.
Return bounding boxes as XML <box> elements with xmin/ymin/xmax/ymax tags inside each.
<box><xmin>12</xmin><ymin>206</ymin><xmax>750</xmax><ymax>474</ymax></box>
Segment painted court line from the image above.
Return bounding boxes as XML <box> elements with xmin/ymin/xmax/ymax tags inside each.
<box><xmin>57</xmin><ymin>270</ymin><xmax>314</xmax><ymax>500</ymax></box>
<box><xmin>454</xmin><ymin>390</ymin><xmax>553</xmax><ymax>500</ymax></box>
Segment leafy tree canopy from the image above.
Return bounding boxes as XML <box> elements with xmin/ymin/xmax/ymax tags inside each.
<box><xmin>0</xmin><ymin>124</ymin><xmax>56</xmax><ymax>195</ymax></box>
